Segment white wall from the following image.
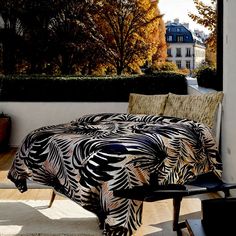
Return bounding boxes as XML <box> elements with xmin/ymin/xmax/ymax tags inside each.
<box><xmin>222</xmin><ymin>0</ymin><xmax>236</xmax><ymax>183</ymax></box>
<box><xmin>194</xmin><ymin>45</ymin><xmax>205</xmax><ymax>68</ymax></box>
<box><xmin>167</xmin><ymin>43</ymin><xmax>194</xmax><ymax>69</ymax></box>
<box><xmin>0</xmin><ymin>102</ymin><xmax>128</xmax><ymax>147</ymax></box>
<box><xmin>0</xmin><ymin>82</ymin><xmax>199</xmax><ymax>147</ymax></box>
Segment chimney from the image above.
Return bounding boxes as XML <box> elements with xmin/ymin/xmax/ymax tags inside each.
<box><xmin>183</xmin><ymin>23</ymin><xmax>189</xmax><ymax>29</ymax></box>
<box><xmin>174</xmin><ymin>18</ymin><xmax>179</xmax><ymax>24</ymax></box>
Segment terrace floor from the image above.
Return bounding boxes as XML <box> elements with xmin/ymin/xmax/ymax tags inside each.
<box><xmin>0</xmin><ymin>148</ymin><xmax>220</xmax><ymax>236</ymax></box>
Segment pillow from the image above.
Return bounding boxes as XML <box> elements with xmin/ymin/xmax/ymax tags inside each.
<box><xmin>127</xmin><ymin>93</ymin><xmax>168</xmax><ymax>116</ymax></box>
<box><xmin>163</xmin><ymin>92</ymin><xmax>224</xmax><ymax>129</ymax></box>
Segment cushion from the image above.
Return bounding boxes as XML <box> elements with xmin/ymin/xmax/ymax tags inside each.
<box><xmin>127</xmin><ymin>93</ymin><xmax>168</xmax><ymax>116</ymax></box>
<box><xmin>163</xmin><ymin>92</ymin><xmax>224</xmax><ymax>129</ymax></box>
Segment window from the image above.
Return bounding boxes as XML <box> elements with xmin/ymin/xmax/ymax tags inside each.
<box><xmin>186</xmin><ymin>60</ymin><xmax>191</xmax><ymax>69</ymax></box>
<box><xmin>176</xmin><ymin>35</ymin><xmax>184</xmax><ymax>42</ymax></box>
<box><xmin>0</xmin><ymin>0</ymin><xmax>223</xmax><ymax>101</ymax></box>
<box><xmin>176</xmin><ymin>48</ymin><xmax>182</xmax><ymax>57</ymax></box>
<box><xmin>167</xmin><ymin>35</ymin><xmax>173</xmax><ymax>42</ymax></box>
<box><xmin>186</xmin><ymin>48</ymin><xmax>191</xmax><ymax>57</ymax></box>
<box><xmin>176</xmin><ymin>60</ymin><xmax>181</xmax><ymax>69</ymax></box>
<box><xmin>167</xmin><ymin>48</ymin><xmax>172</xmax><ymax>57</ymax></box>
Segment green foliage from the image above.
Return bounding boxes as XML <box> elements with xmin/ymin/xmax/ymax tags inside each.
<box><xmin>193</xmin><ymin>65</ymin><xmax>219</xmax><ymax>90</ymax></box>
<box><xmin>0</xmin><ymin>73</ymin><xmax>187</xmax><ymax>102</ymax></box>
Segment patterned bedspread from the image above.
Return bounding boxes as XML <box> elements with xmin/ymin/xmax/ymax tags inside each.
<box><xmin>8</xmin><ymin>113</ymin><xmax>222</xmax><ymax>235</ymax></box>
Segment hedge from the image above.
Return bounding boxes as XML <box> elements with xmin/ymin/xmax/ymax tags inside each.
<box><xmin>0</xmin><ymin>72</ymin><xmax>187</xmax><ymax>102</ymax></box>
<box><xmin>194</xmin><ymin>66</ymin><xmax>221</xmax><ymax>91</ymax></box>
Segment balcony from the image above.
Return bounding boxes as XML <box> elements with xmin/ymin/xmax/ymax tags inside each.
<box><xmin>0</xmin><ymin>73</ymin><xmax>188</xmax><ymax>146</ymax></box>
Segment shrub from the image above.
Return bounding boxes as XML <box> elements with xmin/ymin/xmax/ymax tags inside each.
<box><xmin>149</xmin><ymin>61</ymin><xmax>178</xmax><ymax>73</ymax></box>
<box><xmin>194</xmin><ymin>65</ymin><xmax>217</xmax><ymax>89</ymax></box>
<box><xmin>178</xmin><ymin>68</ymin><xmax>190</xmax><ymax>76</ymax></box>
<box><xmin>0</xmin><ymin>72</ymin><xmax>187</xmax><ymax>102</ymax></box>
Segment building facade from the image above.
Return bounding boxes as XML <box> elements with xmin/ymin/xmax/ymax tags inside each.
<box><xmin>165</xmin><ymin>19</ymin><xmax>206</xmax><ymax>71</ymax></box>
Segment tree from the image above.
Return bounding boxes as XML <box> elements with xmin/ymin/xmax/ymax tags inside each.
<box><xmin>0</xmin><ymin>0</ymin><xmax>166</xmax><ymax>76</ymax></box>
<box><xmin>48</xmin><ymin>1</ymin><xmax>98</xmax><ymax>75</ymax></box>
<box><xmin>92</xmin><ymin>0</ymin><xmax>162</xmax><ymax>75</ymax></box>
<box><xmin>205</xmin><ymin>42</ymin><xmax>216</xmax><ymax>67</ymax></box>
<box><xmin>0</xmin><ymin>0</ymin><xmax>66</xmax><ymax>74</ymax></box>
<box><xmin>188</xmin><ymin>0</ymin><xmax>217</xmax><ymax>66</ymax></box>
<box><xmin>0</xmin><ymin>0</ymin><xmax>107</xmax><ymax>75</ymax></box>
<box><xmin>0</xmin><ymin>0</ymin><xmax>25</xmax><ymax>74</ymax></box>
<box><xmin>151</xmin><ymin>1</ymin><xmax>167</xmax><ymax>64</ymax></box>
<box><xmin>17</xmin><ymin>0</ymin><xmax>68</xmax><ymax>74</ymax></box>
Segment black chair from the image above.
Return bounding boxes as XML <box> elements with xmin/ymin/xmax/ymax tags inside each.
<box><xmin>113</xmin><ymin>172</ymin><xmax>236</xmax><ymax>234</ymax></box>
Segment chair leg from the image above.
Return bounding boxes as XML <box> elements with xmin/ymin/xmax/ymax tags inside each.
<box><xmin>173</xmin><ymin>196</ymin><xmax>184</xmax><ymax>231</ymax></box>
<box><xmin>48</xmin><ymin>190</ymin><xmax>56</xmax><ymax>208</ymax></box>
<box><xmin>223</xmin><ymin>189</ymin><xmax>231</xmax><ymax>198</ymax></box>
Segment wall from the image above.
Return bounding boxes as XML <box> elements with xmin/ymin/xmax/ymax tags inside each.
<box><xmin>222</xmin><ymin>0</ymin><xmax>236</xmax><ymax>183</ymax></box>
<box><xmin>0</xmin><ymin>102</ymin><xmax>127</xmax><ymax>147</ymax></box>
<box><xmin>194</xmin><ymin>44</ymin><xmax>206</xmax><ymax>68</ymax></box>
<box><xmin>167</xmin><ymin>43</ymin><xmax>194</xmax><ymax>69</ymax></box>
<box><xmin>1</xmin><ymin>79</ymin><xmax>191</xmax><ymax>147</ymax></box>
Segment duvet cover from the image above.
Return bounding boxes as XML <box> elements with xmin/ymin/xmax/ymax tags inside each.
<box><xmin>8</xmin><ymin>113</ymin><xmax>222</xmax><ymax>235</ymax></box>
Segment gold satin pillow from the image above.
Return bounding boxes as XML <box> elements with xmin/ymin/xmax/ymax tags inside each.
<box><xmin>163</xmin><ymin>92</ymin><xmax>224</xmax><ymax>129</ymax></box>
<box><xmin>127</xmin><ymin>93</ymin><xmax>168</xmax><ymax>116</ymax></box>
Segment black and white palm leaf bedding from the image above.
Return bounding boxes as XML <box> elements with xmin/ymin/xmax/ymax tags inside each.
<box><xmin>8</xmin><ymin>113</ymin><xmax>222</xmax><ymax>235</ymax></box>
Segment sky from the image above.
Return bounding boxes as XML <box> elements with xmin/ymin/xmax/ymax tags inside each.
<box><xmin>158</xmin><ymin>0</ymin><xmax>212</xmax><ymax>34</ymax></box>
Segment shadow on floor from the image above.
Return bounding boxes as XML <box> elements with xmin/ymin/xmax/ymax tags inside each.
<box><xmin>0</xmin><ymin>201</ymin><xmax>103</xmax><ymax>235</ymax></box>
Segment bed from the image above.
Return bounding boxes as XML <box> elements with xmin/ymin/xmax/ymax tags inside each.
<box><xmin>8</xmin><ymin>92</ymin><xmax>224</xmax><ymax>236</ymax></box>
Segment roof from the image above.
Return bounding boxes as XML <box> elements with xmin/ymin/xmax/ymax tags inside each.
<box><xmin>166</xmin><ymin>22</ymin><xmax>205</xmax><ymax>45</ymax></box>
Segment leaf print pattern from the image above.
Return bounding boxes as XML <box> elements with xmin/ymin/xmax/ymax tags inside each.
<box><xmin>8</xmin><ymin>113</ymin><xmax>222</xmax><ymax>235</ymax></box>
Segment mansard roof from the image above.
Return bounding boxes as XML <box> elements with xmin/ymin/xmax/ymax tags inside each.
<box><xmin>166</xmin><ymin>22</ymin><xmax>205</xmax><ymax>45</ymax></box>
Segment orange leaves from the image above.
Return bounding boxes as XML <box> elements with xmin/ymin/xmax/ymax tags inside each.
<box><xmin>92</xmin><ymin>0</ymin><xmax>165</xmax><ymax>74</ymax></box>
<box><xmin>189</xmin><ymin>0</ymin><xmax>216</xmax><ymax>31</ymax></box>
<box><xmin>188</xmin><ymin>0</ymin><xmax>217</xmax><ymax>66</ymax></box>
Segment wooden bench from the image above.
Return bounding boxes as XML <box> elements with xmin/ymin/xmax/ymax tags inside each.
<box><xmin>113</xmin><ymin>172</ymin><xmax>236</xmax><ymax>233</ymax></box>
